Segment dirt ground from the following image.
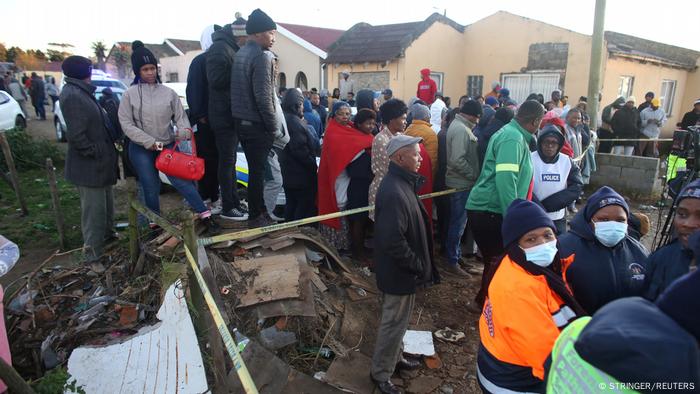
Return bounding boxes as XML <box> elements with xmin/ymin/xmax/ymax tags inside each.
<box><xmin>5</xmin><ymin>116</ymin><xmax>669</xmax><ymax>393</ymax></box>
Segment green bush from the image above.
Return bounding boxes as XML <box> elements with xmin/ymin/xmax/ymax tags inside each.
<box><xmin>0</xmin><ymin>129</ymin><xmax>63</xmax><ymax>172</ymax></box>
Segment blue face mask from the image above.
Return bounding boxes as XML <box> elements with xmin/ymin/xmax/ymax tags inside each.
<box><xmin>594</xmin><ymin>221</ymin><xmax>628</xmax><ymax>247</ymax></box>
<box><xmin>521</xmin><ymin>240</ymin><xmax>558</xmax><ymax>267</ymax></box>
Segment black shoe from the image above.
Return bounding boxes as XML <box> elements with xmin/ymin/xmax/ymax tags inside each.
<box><xmin>220</xmin><ymin>207</ymin><xmax>248</xmax><ymax>221</ymax></box>
<box><xmin>248</xmin><ymin>214</ymin><xmax>275</xmax><ymax>229</ymax></box>
<box><xmin>371</xmin><ymin>376</ymin><xmax>402</xmax><ymax>394</ymax></box>
<box><xmin>202</xmin><ymin>217</ymin><xmax>221</xmax><ymax>235</ymax></box>
<box><xmin>396</xmin><ymin>356</ymin><xmax>421</xmax><ymax>370</ymax></box>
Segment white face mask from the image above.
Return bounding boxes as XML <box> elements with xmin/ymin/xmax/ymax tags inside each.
<box><xmin>594</xmin><ymin>221</ymin><xmax>628</xmax><ymax>247</ymax></box>
<box><xmin>521</xmin><ymin>240</ymin><xmax>558</xmax><ymax>267</ymax></box>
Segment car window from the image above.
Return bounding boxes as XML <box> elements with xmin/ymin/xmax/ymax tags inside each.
<box><xmin>0</xmin><ymin>92</ymin><xmax>9</xmax><ymax>105</ymax></box>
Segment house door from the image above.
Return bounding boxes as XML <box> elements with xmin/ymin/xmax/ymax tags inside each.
<box><xmin>502</xmin><ymin>73</ymin><xmax>560</xmax><ymax>104</ymax></box>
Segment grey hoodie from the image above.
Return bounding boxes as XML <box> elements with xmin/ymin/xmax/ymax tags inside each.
<box><xmin>118</xmin><ymin>83</ymin><xmax>190</xmax><ymax>149</ymax></box>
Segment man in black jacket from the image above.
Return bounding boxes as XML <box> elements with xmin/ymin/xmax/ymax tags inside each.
<box><xmin>230</xmin><ymin>8</ymin><xmax>278</xmax><ymax>228</ymax></box>
<box><xmin>309</xmin><ymin>92</ymin><xmax>327</xmax><ymax>138</ymax></box>
<box><xmin>371</xmin><ymin>135</ymin><xmax>439</xmax><ymax>394</ymax></box>
<box><xmin>29</xmin><ymin>72</ymin><xmax>46</xmax><ymax>120</ymax></box>
<box><xmin>207</xmin><ymin>18</ymin><xmax>248</xmax><ymax>221</ymax></box>
<box><xmin>60</xmin><ymin>56</ymin><xmax>118</xmax><ymax>262</ymax></box>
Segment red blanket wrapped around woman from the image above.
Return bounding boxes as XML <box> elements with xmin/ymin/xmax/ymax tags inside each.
<box><xmin>318</xmin><ymin>118</ymin><xmax>374</xmax><ymax>229</ymax></box>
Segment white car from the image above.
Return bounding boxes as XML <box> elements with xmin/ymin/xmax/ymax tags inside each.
<box><xmin>0</xmin><ymin>91</ymin><xmax>27</xmax><ymax>131</ymax></box>
<box><xmin>54</xmin><ymin>86</ymin><xmax>124</xmax><ymax>142</ymax></box>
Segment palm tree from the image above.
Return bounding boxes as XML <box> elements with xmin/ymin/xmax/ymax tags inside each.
<box><xmin>92</xmin><ymin>41</ymin><xmax>107</xmax><ymax>71</ymax></box>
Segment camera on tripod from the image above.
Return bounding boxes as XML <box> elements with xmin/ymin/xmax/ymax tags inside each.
<box><xmin>671</xmin><ymin>125</ymin><xmax>700</xmax><ymax>161</ymax></box>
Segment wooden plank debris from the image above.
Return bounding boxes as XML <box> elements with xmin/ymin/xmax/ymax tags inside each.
<box><xmin>233</xmin><ymin>255</ymin><xmax>301</xmax><ymax>308</ymax></box>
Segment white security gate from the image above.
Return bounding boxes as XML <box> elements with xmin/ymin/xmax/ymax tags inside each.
<box><xmin>502</xmin><ymin>73</ymin><xmax>560</xmax><ymax>104</ymax></box>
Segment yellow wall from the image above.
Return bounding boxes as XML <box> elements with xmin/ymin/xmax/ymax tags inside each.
<box><xmin>274</xmin><ymin>32</ymin><xmax>322</xmax><ymax>91</ymax></box>
<box><xmin>160</xmin><ymin>50</ymin><xmax>202</xmax><ymax>83</ymax></box>
<box><xmin>462</xmin><ymin>11</ymin><xmax>593</xmax><ymax>100</ymax></box>
<box><xmin>326</xmin><ymin>60</ymin><xmax>401</xmax><ymax>95</ymax></box>
<box><xmin>602</xmin><ymin>56</ymin><xmax>689</xmax><ymax>136</ymax></box>
<box><xmin>403</xmin><ymin>21</ymin><xmax>465</xmax><ymax>101</ymax></box>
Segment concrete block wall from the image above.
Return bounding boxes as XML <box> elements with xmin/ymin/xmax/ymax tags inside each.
<box><xmin>589</xmin><ymin>153</ymin><xmax>662</xmax><ymax>198</ymax></box>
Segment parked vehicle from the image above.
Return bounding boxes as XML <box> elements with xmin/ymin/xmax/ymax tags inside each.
<box><xmin>0</xmin><ymin>91</ymin><xmax>26</xmax><ymax>131</ymax></box>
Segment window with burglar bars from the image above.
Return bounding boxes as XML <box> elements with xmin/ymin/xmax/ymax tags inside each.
<box><xmin>617</xmin><ymin>76</ymin><xmax>634</xmax><ymax>99</ymax></box>
<box><xmin>467</xmin><ymin>75</ymin><xmax>483</xmax><ymax>98</ymax></box>
<box><xmin>660</xmin><ymin>80</ymin><xmax>677</xmax><ymax>116</ymax></box>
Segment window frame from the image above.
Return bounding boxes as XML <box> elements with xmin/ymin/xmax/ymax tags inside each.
<box><xmin>617</xmin><ymin>75</ymin><xmax>635</xmax><ymax>99</ymax></box>
<box><xmin>467</xmin><ymin>75</ymin><xmax>484</xmax><ymax>98</ymax></box>
<box><xmin>430</xmin><ymin>72</ymin><xmax>444</xmax><ymax>93</ymax></box>
<box><xmin>660</xmin><ymin>79</ymin><xmax>677</xmax><ymax>116</ymax></box>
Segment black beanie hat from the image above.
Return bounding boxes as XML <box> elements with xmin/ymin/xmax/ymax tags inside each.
<box><xmin>131</xmin><ymin>40</ymin><xmax>158</xmax><ymax>77</ymax></box>
<box><xmin>583</xmin><ymin>186</ymin><xmax>629</xmax><ymax>222</ymax></box>
<box><xmin>460</xmin><ymin>99</ymin><xmax>483</xmax><ymax>117</ymax></box>
<box><xmin>62</xmin><ymin>56</ymin><xmax>93</xmax><ymax>80</ymax></box>
<box><xmin>246</xmin><ymin>9</ymin><xmax>276</xmax><ymax>35</ymax></box>
<box><xmin>501</xmin><ymin>199</ymin><xmax>556</xmax><ymax>247</ymax></box>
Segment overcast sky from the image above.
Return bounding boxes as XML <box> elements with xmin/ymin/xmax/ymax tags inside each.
<box><xmin>4</xmin><ymin>0</ymin><xmax>700</xmax><ymax>57</ymax></box>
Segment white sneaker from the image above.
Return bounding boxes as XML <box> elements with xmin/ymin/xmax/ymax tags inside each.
<box><xmin>209</xmin><ymin>200</ymin><xmax>222</xmax><ymax>215</ymax></box>
<box><xmin>220</xmin><ymin>208</ymin><xmax>248</xmax><ymax>221</ymax></box>
<box><xmin>268</xmin><ymin>212</ymin><xmax>284</xmax><ymax>222</ymax></box>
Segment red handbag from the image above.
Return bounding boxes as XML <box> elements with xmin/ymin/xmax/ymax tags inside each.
<box><xmin>155</xmin><ymin>136</ymin><xmax>205</xmax><ymax>181</ymax></box>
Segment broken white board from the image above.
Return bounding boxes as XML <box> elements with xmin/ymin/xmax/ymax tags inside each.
<box><xmin>66</xmin><ymin>280</ymin><xmax>208</xmax><ymax>393</ymax></box>
<box><xmin>402</xmin><ymin>330</ymin><xmax>435</xmax><ymax>356</ymax></box>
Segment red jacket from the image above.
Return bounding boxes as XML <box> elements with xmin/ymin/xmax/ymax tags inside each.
<box><xmin>416</xmin><ymin>68</ymin><xmax>437</xmax><ymax>105</ymax></box>
<box><xmin>317</xmin><ymin>118</ymin><xmax>374</xmax><ymax>229</ymax></box>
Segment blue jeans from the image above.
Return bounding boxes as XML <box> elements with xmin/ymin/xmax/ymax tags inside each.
<box><xmin>128</xmin><ymin>142</ymin><xmax>207</xmax><ymax>215</ymax></box>
<box><xmin>446</xmin><ymin>190</ymin><xmax>469</xmax><ymax>266</ymax></box>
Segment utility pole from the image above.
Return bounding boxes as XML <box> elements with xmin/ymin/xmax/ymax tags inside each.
<box><xmin>587</xmin><ymin>0</ymin><xmax>606</xmax><ymax>130</ymax></box>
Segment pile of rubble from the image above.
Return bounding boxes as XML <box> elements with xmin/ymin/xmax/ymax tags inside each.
<box><xmin>5</xmin><ymin>244</ymin><xmax>165</xmax><ymax>381</ymax></box>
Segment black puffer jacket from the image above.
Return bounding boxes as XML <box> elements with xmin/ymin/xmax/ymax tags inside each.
<box><xmin>374</xmin><ymin>162</ymin><xmax>439</xmax><ymax>295</ymax></box>
<box><xmin>281</xmin><ymin>89</ymin><xmax>318</xmax><ymax>190</ymax></box>
<box><xmin>206</xmin><ymin>25</ymin><xmax>239</xmax><ymax>130</ymax></box>
<box><xmin>230</xmin><ymin>40</ymin><xmax>276</xmax><ymax>134</ymax></box>
<box><xmin>60</xmin><ymin>77</ymin><xmax>118</xmax><ymax>187</ymax></box>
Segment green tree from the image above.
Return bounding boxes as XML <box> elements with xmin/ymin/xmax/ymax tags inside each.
<box><xmin>92</xmin><ymin>41</ymin><xmax>107</xmax><ymax>71</ymax></box>
<box><xmin>47</xmin><ymin>49</ymin><xmax>69</xmax><ymax>62</ymax></box>
<box><xmin>0</xmin><ymin>43</ymin><xmax>6</xmax><ymax>62</ymax></box>
<box><xmin>6</xmin><ymin>46</ymin><xmax>23</xmax><ymax>63</ymax></box>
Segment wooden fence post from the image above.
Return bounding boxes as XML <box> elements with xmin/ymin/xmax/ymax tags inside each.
<box><xmin>183</xmin><ymin>212</ymin><xmax>227</xmax><ymax>390</ymax></box>
<box><xmin>127</xmin><ymin>179</ymin><xmax>139</xmax><ymax>265</ymax></box>
<box><xmin>0</xmin><ymin>133</ymin><xmax>28</xmax><ymax>216</ymax></box>
<box><xmin>45</xmin><ymin>158</ymin><xmax>66</xmax><ymax>250</ymax></box>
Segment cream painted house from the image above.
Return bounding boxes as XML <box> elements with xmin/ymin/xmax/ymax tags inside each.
<box><xmin>106</xmin><ymin>24</ymin><xmax>343</xmax><ymax>91</ymax></box>
<box><xmin>326</xmin><ymin>11</ymin><xmax>700</xmax><ymax>136</ymax></box>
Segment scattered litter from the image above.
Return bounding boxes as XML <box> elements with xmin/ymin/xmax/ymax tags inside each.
<box><xmin>403</xmin><ymin>330</ymin><xmax>435</xmax><ymax>356</ymax></box>
<box><xmin>424</xmin><ymin>354</ymin><xmax>443</xmax><ymax>369</ymax></box>
<box><xmin>639</xmin><ymin>204</ymin><xmax>658</xmax><ymax>211</ymax></box>
<box><xmin>259</xmin><ymin>326</ymin><xmax>297</xmax><ymax>350</ymax></box>
<box><xmin>305</xmin><ymin>248</ymin><xmax>325</xmax><ymax>262</ymax></box>
<box><xmin>434</xmin><ymin>327</ymin><xmax>466</xmax><ymax>343</ymax></box>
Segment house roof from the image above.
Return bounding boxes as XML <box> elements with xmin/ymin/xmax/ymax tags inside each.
<box><xmin>277</xmin><ymin>23</ymin><xmax>344</xmax><ymax>52</ymax></box>
<box><xmin>325</xmin><ymin>13</ymin><xmax>464</xmax><ymax>64</ymax></box>
<box><xmin>604</xmin><ymin>31</ymin><xmax>700</xmax><ymax>69</ymax></box>
<box><xmin>165</xmin><ymin>39</ymin><xmax>202</xmax><ymax>55</ymax></box>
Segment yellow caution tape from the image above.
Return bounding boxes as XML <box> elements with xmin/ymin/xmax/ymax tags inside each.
<box><xmin>184</xmin><ymin>245</ymin><xmax>259</xmax><ymax>394</ymax></box>
<box><xmin>199</xmin><ymin>187</ymin><xmax>467</xmax><ymax>246</ymax></box>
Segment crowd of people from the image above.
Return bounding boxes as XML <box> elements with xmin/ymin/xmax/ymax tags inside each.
<box><xmin>1</xmin><ymin>70</ymin><xmax>61</xmax><ymax>120</ymax></box>
<box><xmin>46</xmin><ymin>8</ymin><xmax>700</xmax><ymax>393</ymax></box>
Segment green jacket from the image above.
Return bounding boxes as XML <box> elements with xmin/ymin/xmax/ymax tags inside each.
<box><xmin>466</xmin><ymin>119</ymin><xmax>534</xmax><ymax>215</ymax></box>
<box><xmin>445</xmin><ymin>114</ymin><xmax>480</xmax><ymax>190</ymax></box>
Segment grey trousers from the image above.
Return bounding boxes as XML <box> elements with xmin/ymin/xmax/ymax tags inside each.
<box><xmin>77</xmin><ymin>185</ymin><xmax>114</xmax><ymax>261</ymax></box>
<box><xmin>263</xmin><ymin>149</ymin><xmax>283</xmax><ymax>216</ymax></box>
<box><xmin>371</xmin><ymin>292</ymin><xmax>415</xmax><ymax>381</ymax></box>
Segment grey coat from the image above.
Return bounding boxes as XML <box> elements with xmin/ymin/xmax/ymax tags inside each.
<box><xmin>230</xmin><ymin>40</ymin><xmax>277</xmax><ymax>134</ymax></box>
<box><xmin>60</xmin><ymin>77</ymin><xmax>118</xmax><ymax>187</ymax></box>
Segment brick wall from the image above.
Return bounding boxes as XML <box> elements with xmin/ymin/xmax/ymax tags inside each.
<box><xmin>590</xmin><ymin>153</ymin><xmax>662</xmax><ymax>198</ymax></box>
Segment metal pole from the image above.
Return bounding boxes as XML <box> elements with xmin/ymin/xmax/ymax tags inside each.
<box><xmin>126</xmin><ymin>179</ymin><xmax>139</xmax><ymax>265</ymax></box>
<box><xmin>587</xmin><ymin>0</ymin><xmax>607</xmax><ymax>130</ymax></box>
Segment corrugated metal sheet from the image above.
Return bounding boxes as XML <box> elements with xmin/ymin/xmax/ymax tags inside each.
<box><xmin>67</xmin><ymin>281</ymin><xmax>208</xmax><ymax>394</ymax></box>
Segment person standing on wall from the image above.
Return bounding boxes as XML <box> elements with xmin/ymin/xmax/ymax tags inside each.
<box><xmin>230</xmin><ymin>8</ymin><xmax>278</xmax><ymax>228</ymax></box>
<box><xmin>416</xmin><ymin>68</ymin><xmax>437</xmax><ymax>105</ymax></box>
<box><xmin>60</xmin><ymin>56</ymin><xmax>118</xmax><ymax>263</ymax></box>
<box><xmin>208</xmin><ymin>18</ymin><xmax>249</xmax><ymax>221</ymax></box>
